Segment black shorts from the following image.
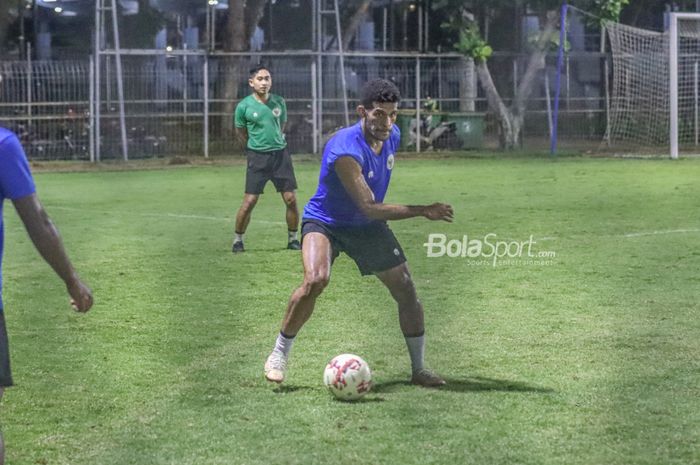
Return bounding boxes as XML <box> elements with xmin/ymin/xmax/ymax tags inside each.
<box><xmin>301</xmin><ymin>219</ymin><xmax>407</xmax><ymax>276</ymax></box>
<box><xmin>0</xmin><ymin>312</ymin><xmax>12</xmax><ymax>387</ymax></box>
<box><xmin>245</xmin><ymin>147</ymin><xmax>298</xmax><ymax>195</ymax></box>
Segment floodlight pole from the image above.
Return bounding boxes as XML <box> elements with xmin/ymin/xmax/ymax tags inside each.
<box><xmin>110</xmin><ymin>0</ymin><xmax>129</xmax><ymax>161</ymax></box>
<box><xmin>314</xmin><ymin>0</ymin><xmax>350</xmax><ymax>153</ymax></box>
<box><xmin>93</xmin><ymin>2</ymin><xmax>101</xmax><ymax>161</ymax></box>
<box><xmin>95</xmin><ymin>0</ymin><xmax>129</xmax><ymax>161</ymax></box>
<box><xmin>334</xmin><ymin>0</ymin><xmax>350</xmax><ymax>127</ymax></box>
<box><xmin>550</xmin><ymin>2</ymin><xmax>568</xmax><ymax>156</ymax></box>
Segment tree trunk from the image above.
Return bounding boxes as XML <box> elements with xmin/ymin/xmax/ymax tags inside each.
<box><xmin>220</xmin><ymin>0</ymin><xmax>268</xmax><ymax>137</ymax></box>
<box><xmin>475</xmin><ymin>60</ymin><xmax>518</xmax><ymax>149</ymax></box>
<box><xmin>342</xmin><ymin>0</ymin><xmax>372</xmax><ymax>51</ymax></box>
<box><xmin>0</xmin><ymin>6</ymin><xmax>14</xmax><ymax>52</ymax></box>
<box><xmin>511</xmin><ymin>10</ymin><xmax>559</xmax><ymax>120</ymax></box>
<box><xmin>473</xmin><ymin>9</ymin><xmax>559</xmax><ymax>150</ymax></box>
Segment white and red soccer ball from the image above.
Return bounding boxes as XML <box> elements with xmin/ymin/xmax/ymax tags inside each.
<box><xmin>323</xmin><ymin>353</ymin><xmax>372</xmax><ymax>401</ymax></box>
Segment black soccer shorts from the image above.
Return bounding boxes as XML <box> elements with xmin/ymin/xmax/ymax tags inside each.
<box><xmin>244</xmin><ymin>147</ymin><xmax>298</xmax><ymax>195</ymax></box>
<box><xmin>301</xmin><ymin>219</ymin><xmax>407</xmax><ymax>276</ymax></box>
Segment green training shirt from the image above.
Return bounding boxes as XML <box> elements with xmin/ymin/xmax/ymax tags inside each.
<box><xmin>234</xmin><ymin>93</ymin><xmax>287</xmax><ymax>152</ymax></box>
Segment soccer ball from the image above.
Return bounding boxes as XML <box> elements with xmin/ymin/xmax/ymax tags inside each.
<box><xmin>323</xmin><ymin>353</ymin><xmax>372</xmax><ymax>401</ymax></box>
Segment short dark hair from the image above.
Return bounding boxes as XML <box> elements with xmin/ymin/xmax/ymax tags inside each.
<box><xmin>360</xmin><ymin>78</ymin><xmax>401</xmax><ymax>108</ymax></box>
<box><xmin>249</xmin><ymin>64</ymin><xmax>270</xmax><ymax>78</ymax></box>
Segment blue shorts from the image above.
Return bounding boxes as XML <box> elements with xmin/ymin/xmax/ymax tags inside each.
<box><xmin>301</xmin><ymin>219</ymin><xmax>407</xmax><ymax>276</ymax></box>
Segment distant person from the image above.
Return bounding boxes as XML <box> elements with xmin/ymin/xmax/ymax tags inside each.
<box><xmin>232</xmin><ymin>64</ymin><xmax>300</xmax><ymax>252</ymax></box>
<box><xmin>263</xmin><ymin>78</ymin><xmax>453</xmax><ymax>387</ymax></box>
<box><xmin>0</xmin><ymin>127</ymin><xmax>93</xmax><ymax>465</ymax></box>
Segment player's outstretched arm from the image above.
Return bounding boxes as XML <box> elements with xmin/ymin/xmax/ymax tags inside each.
<box><xmin>335</xmin><ymin>156</ymin><xmax>453</xmax><ymax>222</ymax></box>
<box><xmin>12</xmin><ymin>194</ymin><xmax>93</xmax><ymax>312</ymax></box>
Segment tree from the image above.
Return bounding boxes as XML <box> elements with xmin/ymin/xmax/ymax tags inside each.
<box><xmin>220</xmin><ymin>0</ymin><xmax>268</xmax><ymax>134</ymax></box>
<box><xmin>439</xmin><ymin>0</ymin><xmax>629</xmax><ymax>149</ymax></box>
<box><xmin>120</xmin><ymin>0</ymin><xmax>165</xmax><ymax>49</ymax></box>
<box><xmin>0</xmin><ymin>2</ymin><xmax>21</xmax><ymax>53</ymax></box>
<box><xmin>217</xmin><ymin>0</ymin><xmax>370</xmax><ymax>134</ymax></box>
<box><xmin>341</xmin><ymin>0</ymin><xmax>372</xmax><ymax>51</ymax></box>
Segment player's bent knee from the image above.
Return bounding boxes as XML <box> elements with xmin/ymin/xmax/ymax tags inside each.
<box><xmin>283</xmin><ymin>193</ymin><xmax>297</xmax><ymax>207</ymax></box>
<box><xmin>303</xmin><ymin>272</ymin><xmax>330</xmax><ymax>296</ymax></box>
<box><xmin>394</xmin><ymin>273</ymin><xmax>419</xmax><ymax>304</ymax></box>
<box><xmin>395</xmin><ymin>269</ymin><xmax>415</xmax><ymax>291</ymax></box>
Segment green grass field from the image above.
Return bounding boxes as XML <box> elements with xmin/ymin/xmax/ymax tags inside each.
<box><xmin>2</xmin><ymin>155</ymin><xmax>699</xmax><ymax>465</ymax></box>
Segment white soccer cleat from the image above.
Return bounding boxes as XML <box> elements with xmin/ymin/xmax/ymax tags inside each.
<box><xmin>264</xmin><ymin>350</ymin><xmax>288</xmax><ymax>383</ymax></box>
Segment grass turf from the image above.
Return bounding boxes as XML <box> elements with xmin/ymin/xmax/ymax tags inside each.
<box><xmin>1</xmin><ymin>155</ymin><xmax>699</xmax><ymax>464</ymax></box>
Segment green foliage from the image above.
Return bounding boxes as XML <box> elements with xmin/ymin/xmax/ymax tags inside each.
<box><xmin>436</xmin><ymin>2</ymin><xmax>492</xmax><ymax>62</ymax></box>
<box><xmin>526</xmin><ymin>30</ymin><xmax>571</xmax><ymax>53</ymax></box>
<box><xmin>454</xmin><ymin>25</ymin><xmax>493</xmax><ymax>62</ymax></box>
<box><xmin>437</xmin><ymin>0</ymin><xmax>631</xmax><ymax>57</ymax></box>
<box><xmin>593</xmin><ymin>0</ymin><xmax>631</xmax><ymax>23</ymax></box>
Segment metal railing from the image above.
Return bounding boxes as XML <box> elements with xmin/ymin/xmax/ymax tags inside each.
<box><xmin>0</xmin><ymin>51</ymin><xmax>611</xmax><ymax>160</ymax></box>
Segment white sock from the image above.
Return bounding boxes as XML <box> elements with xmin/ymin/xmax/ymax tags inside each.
<box><xmin>288</xmin><ymin>230</ymin><xmax>298</xmax><ymax>242</ymax></box>
<box><xmin>274</xmin><ymin>332</ymin><xmax>295</xmax><ymax>357</ymax></box>
<box><xmin>404</xmin><ymin>333</ymin><xmax>425</xmax><ymax>373</ymax></box>
<box><xmin>234</xmin><ymin>232</ymin><xmax>245</xmax><ymax>243</ymax></box>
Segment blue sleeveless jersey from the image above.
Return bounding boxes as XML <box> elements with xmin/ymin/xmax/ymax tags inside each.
<box><xmin>303</xmin><ymin>121</ymin><xmax>400</xmax><ymax>226</ymax></box>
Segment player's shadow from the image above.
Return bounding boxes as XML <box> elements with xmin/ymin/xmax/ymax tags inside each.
<box><xmin>271</xmin><ymin>384</ymin><xmax>385</xmax><ymax>402</ymax></box>
<box><xmin>271</xmin><ymin>384</ymin><xmax>309</xmax><ymax>394</ymax></box>
<box><xmin>372</xmin><ymin>376</ymin><xmax>553</xmax><ymax>394</ymax></box>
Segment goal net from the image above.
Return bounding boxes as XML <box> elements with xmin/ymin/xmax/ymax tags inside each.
<box><xmin>605</xmin><ymin>13</ymin><xmax>700</xmax><ymax>157</ymax></box>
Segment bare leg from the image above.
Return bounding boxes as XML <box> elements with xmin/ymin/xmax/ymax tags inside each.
<box><xmin>376</xmin><ymin>263</ymin><xmax>445</xmax><ymax>386</ymax></box>
<box><xmin>234</xmin><ymin>193</ymin><xmax>259</xmax><ymax>235</ymax></box>
<box><xmin>375</xmin><ymin>263</ymin><xmax>424</xmax><ymax>336</ymax></box>
<box><xmin>281</xmin><ymin>191</ymin><xmax>299</xmax><ymax>233</ymax></box>
<box><xmin>281</xmin><ymin>232</ymin><xmax>332</xmax><ymax>335</ymax></box>
<box><xmin>264</xmin><ymin>233</ymin><xmax>333</xmax><ymax>382</ymax></box>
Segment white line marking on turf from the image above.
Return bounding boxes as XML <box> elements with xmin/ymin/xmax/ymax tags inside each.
<box><xmin>623</xmin><ymin>228</ymin><xmax>700</xmax><ymax>238</ymax></box>
<box><xmin>46</xmin><ymin>205</ymin><xmax>286</xmax><ymax>225</ymax></box>
<box><xmin>45</xmin><ymin>205</ymin><xmax>700</xmax><ymax>238</ymax></box>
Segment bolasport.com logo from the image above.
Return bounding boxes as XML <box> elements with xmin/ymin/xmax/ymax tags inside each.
<box><xmin>423</xmin><ymin>233</ymin><xmax>556</xmax><ymax>267</ymax></box>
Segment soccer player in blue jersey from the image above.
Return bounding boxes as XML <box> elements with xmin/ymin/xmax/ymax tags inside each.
<box><xmin>263</xmin><ymin>79</ymin><xmax>453</xmax><ymax>387</ymax></box>
<box><xmin>0</xmin><ymin>127</ymin><xmax>93</xmax><ymax>465</ymax></box>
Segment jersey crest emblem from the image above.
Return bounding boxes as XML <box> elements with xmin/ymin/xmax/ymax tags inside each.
<box><xmin>368</xmin><ymin>170</ymin><xmax>374</xmax><ymax>179</ymax></box>
<box><xmin>272</xmin><ymin>107</ymin><xmax>282</xmax><ymax>118</ymax></box>
<box><xmin>387</xmin><ymin>154</ymin><xmax>395</xmax><ymax>170</ymax></box>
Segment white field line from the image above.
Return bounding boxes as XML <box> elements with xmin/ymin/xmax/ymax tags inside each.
<box><xmin>45</xmin><ymin>205</ymin><xmax>700</xmax><ymax>238</ymax></box>
<box><xmin>623</xmin><ymin>228</ymin><xmax>700</xmax><ymax>238</ymax></box>
<box><xmin>45</xmin><ymin>205</ymin><xmax>286</xmax><ymax>225</ymax></box>
<box><xmin>538</xmin><ymin>229</ymin><xmax>700</xmax><ymax>241</ymax></box>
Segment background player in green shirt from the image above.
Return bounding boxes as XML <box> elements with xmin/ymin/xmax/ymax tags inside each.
<box><xmin>232</xmin><ymin>65</ymin><xmax>300</xmax><ymax>252</ymax></box>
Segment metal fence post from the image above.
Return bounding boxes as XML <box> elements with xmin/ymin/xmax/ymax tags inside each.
<box><xmin>26</xmin><ymin>43</ymin><xmax>32</xmax><ymax>130</ymax></box>
<box><xmin>312</xmin><ymin>60</ymin><xmax>318</xmax><ymax>154</ymax></box>
<box><xmin>89</xmin><ymin>54</ymin><xmax>95</xmax><ymax>162</ymax></box>
<box><xmin>415</xmin><ymin>57</ymin><xmax>421</xmax><ymax>153</ymax></box>
<box><xmin>204</xmin><ymin>53</ymin><xmax>209</xmax><ymax>158</ymax></box>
